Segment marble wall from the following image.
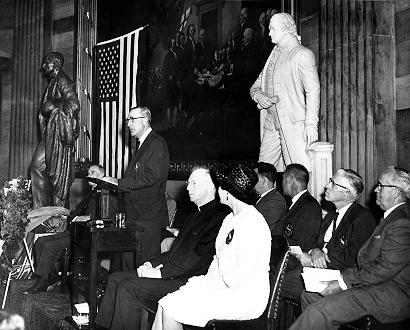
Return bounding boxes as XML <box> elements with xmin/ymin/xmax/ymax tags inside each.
<box><xmin>395</xmin><ymin>1</ymin><xmax>410</xmax><ymax>168</ymax></box>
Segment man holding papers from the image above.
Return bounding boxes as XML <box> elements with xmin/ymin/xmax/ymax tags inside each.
<box><xmin>290</xmin><ymin>166</ymin><xmax>410</xmax><ymax>329</ymax></box>
<box><xmin>103</xmin><ymin>106</ymin><xmax>170</xmax><ymax>265</ymax></box>
<box><xmin>281</xmin><ymin>169</ymin><xmax>375</xmax><ymax>300</ymax></box>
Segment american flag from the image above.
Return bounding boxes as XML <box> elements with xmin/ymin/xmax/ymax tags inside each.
<box><xmin>95</xmin><ymin>26</ymin><xmax>146</xmax><ymax>177</ymax></box>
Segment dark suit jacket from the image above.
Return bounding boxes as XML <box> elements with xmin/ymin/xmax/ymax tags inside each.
<box><xmin>318</xmin><ymin>202</ymin><xmax>376</xmax><ymax>270</ymax></box>
<box><xmin>281</xmin><ymin>191</ymin><xmax>322</xmax><ymax>251</ymax></box>
<box><xmin>150</xmin><ymin>200</ymin><xmax>229</xmax><ymax>280</ymax></box>
<box><xmin>342</xmin><ymin>203</ymin><xmax>410</xmax><ymax>323</ymax></box>
<box><xmin>255</xmin><ymin>189</ymin><xmax>286</xmax><ymax>235</ymax></box>
<box><xmin>280</xmin><ymin>191</ymin><xmax>322</xmax><ymax>270</ymax></box>
<box><xmin>118</xmin><ymin>130</ymin><xmax>169</xmax><ymax>260</ymax></box>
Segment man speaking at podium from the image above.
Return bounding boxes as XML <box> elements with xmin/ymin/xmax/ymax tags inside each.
<box><xmin>103</xmin><ymin>106</ymin><xmax>169</xmax><ymax>268</ymax></box>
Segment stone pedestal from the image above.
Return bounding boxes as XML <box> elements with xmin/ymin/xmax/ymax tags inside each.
<box><xmin>308</xmin><ymin>142</ymin><xmax>334</xmax><ymax>203</ymax></box>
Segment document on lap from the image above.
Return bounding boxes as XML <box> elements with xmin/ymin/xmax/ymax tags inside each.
<box><xmin>289</xmin><ymin>245</ymin><xmax>303</xmax><ymax>256</ymax></box>
<box><xmin>301</xmin><ymin>267</ymin><xmax>342</xmax><ymax>293</ymax></box>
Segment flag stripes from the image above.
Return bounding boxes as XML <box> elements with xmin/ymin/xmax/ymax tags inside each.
<box><xmin>96</xmin><ymin>26</ymin><xmax>145</xmax><ymax>177</ymax></box>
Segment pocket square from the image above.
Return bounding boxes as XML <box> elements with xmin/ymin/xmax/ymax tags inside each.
<box><xmin>373</xmin><ymin>235</ymin><xmax>381</xmax><ymax>239</ymax></box>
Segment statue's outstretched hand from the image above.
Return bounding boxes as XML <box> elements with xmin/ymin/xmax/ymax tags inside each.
<box><xmin>255</xmin><ymin>93</ymin><xmax>279</xmax><ymax>109</ymax></box>
<box><xmin>304</xmin><ymin>125</ymin><xmax>318</xmax><ymax>146</ymax></box>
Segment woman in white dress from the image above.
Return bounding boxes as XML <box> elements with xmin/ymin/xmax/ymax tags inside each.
<box><xmin>152</xmin><ymin>163</ymin><xmax>272</xmax><ymax>330</ymax></box>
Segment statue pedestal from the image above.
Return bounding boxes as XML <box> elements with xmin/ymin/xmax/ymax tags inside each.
<box><xmin>308</xmin><ymin>142</ymin><xmax>334</xmax><ymax>203</ymax></box>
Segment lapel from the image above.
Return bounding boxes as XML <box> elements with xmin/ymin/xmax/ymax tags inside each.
<box><xmin>318</xmin><ymin>211</ymin><xmax>337</xmax><ymax>246</ymax></box>
<box><xmin>358</xmin><ymin>203</ymin><xmax>408</xmax><ymax>258</ymax></box>
<box><xmin>332</xmin><ymin>203</ymin><xmax>356</xmax><ymax>236</ymax></box>
<box><xmin>284</xmin><ymin>191</ymin><xmax>309</xmax><ymax>220</ymax></box>
<box><xmin>138</xmin><ymin>131</ymin><xmax>154</xmax><ymax>154</ymax></box>
<box><xmin>326</xmin><ymin>203</ymin><xmax>358</xmax><ymax>246</ymax></box>
<box><xmin>257</xmin><ymin>189</ymin><xmax>274</xmax><ymax>206</ymax></box>
<box><xmin>372</xmin><ymin>203</ymin><xmax>408</xmax><ymax>237</ymax></box>
<box><xmin>126</xmin><ymin>131</ymin><xmax>154</xmax><ymax>177</ymax></box>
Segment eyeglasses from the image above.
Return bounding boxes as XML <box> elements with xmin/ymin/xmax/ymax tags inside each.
<box><xmin>376</xmin><ymin>182</ymin><xmax>400</xmax><ymax>190</ymax></box>
<box><xmin>125</xmin><ymin>116</ymin><xmax>145</xmax><ymax>123</ymax></box>
<box><xmin>328</xmin><ymin>178</ymin><xmax>350</xmax><ymax>191</ymax></box>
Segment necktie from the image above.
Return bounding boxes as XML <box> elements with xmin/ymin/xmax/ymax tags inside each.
<box><xmin>136</xmin><ymin>139</ymin><xmax>140</xmax><ymax>150</ymax></box>
<box><xmin>332</xmin><ymin>212</ymin><xmax>339</xmax><ymax>232</ymax></box>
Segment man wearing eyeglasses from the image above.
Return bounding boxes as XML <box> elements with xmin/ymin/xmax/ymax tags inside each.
<box><xmin>289</xmin><ymin>166</ymin><xmax>410</xmax><ymax>329</ymax></box>
<box><xmin>304</xmin><ymin>169</ymin><xmax>376</xmax><ymax>270</ymax></box>
<box><xmin>281</xmin><ymin>169</ymin><xmax>375</xmax><ymax>301</ymax></box>
<box><xmin>103</xmin><ymin>106</ymin><xmax>169</xmax><ymax>267</ymax></box>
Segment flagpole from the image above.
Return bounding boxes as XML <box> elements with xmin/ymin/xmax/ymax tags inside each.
<box><xmin>96</xmin><ymin>24</ymin><xmax>149</xmax><ymax>46</ymax></box>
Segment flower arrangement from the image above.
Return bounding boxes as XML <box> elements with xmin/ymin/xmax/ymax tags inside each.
<box><xmin>0</xmin><ymin>177</ymin><xmax>31</xmax><ymax>263</ymax></box>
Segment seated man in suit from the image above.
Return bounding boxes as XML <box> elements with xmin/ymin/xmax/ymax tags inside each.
<box><xmin>23</xmin><ymin>164</ymin><xmax>108</xmax><ymax>294</ymax></box>
<box><xmin>281</xmin><ymin>168</ymin><xmax>376</xmax><ymax>300</ymax></box>
<box><xmin>95</xmin><ymin>167</ymin><xmax>229</xmax><ymax>330</ymax></box>
<box><xmin>290</xmin><ymin>166</ymin><xmax>410</xmax><ymax>329</ymax></box>
<box><xmin>253</xmin><ymin>162</ymin><xmax>287</xmax><ymax>234</ymax></box>
<box><xmin>280</xmin><ymin>163</ymin><xmax>322</xmax><ymax>271</ymax></box>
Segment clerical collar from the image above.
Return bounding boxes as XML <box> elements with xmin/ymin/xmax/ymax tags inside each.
<box><xmin>383</xmin><ymin>202</ymin><xmax>406</xmax><ymax>219</ymax></box>
<box><xmin>138</xmin><ymin>127</ymin><xmax>152</xmax><ymax>148</ymax></box>
<box><xmin>197</xmin><ymin>199</ymin><xmax>217</xmax><ymax>212</ymax></box>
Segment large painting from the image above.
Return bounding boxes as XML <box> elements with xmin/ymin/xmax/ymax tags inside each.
<box><xmin>98</xmin><ymin>0</ymin><xmax>285</xmax><ymax>162</ymax></box>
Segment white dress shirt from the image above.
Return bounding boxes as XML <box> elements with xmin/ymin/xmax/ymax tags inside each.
<box><xmin>138</xmin><ymin>127</ymin><xmax>152</xmax><ymax>149</ymax></box>
<box><xmin>322</xmin><ymin>202</ymin><xmax>353</xmax><ymax>253</ymax></box>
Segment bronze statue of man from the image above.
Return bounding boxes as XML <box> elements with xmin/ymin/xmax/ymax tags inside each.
<box><xmin>31</xmin><ymin>52</ymin><xmax>80</xmax><ymax>208</ymax></box>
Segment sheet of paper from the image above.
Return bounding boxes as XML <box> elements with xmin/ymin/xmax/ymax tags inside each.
<box><xmin>289</xmin><ymin>245</ymin><xmax>303</xmax><ymax>256</ymax></box>
<box><xmin>301</xmin><ymin>267</ymin><xmax>341</xmax><ymax>293</ymax></box>
<box><xmin>74</xmin><ymin>302</ymin><xmax>89</xmax><ymax>314</ymax></box>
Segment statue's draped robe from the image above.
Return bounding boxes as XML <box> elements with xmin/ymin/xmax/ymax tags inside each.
<box><xmin>34</xmin><ymin>70</ymin><xmax>79</xmax><ymax>206</ymax></box>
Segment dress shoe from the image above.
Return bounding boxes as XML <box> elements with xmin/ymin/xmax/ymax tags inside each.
<box><xmin>22</xmin><ymin>277</ymin><xmax>48</xmax><ymax>294</ymax></box>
